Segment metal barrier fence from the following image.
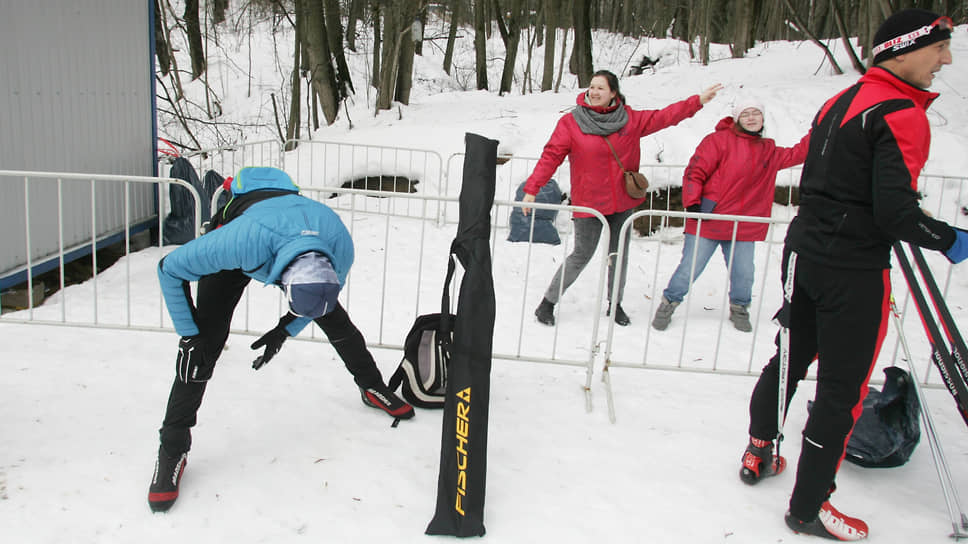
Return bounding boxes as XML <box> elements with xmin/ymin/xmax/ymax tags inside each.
<box><xmin>598</xmin><ymin>204</ymin><xmax>967</xmax><ymax>422</ymax></box>
<box><xmin>0</xmin><ymin>170</ymin><xmax>200</xmax><ymax>327</ymax></box>
<box><xmin>5</xmin><ymin>157</ymin><xmax>968</xmax><ymax>418</ymax></box>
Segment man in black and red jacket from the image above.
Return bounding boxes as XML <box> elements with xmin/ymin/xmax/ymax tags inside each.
<box><xmin>738</xmin><ymin>9</ymin><xmax>967</xmax><ymax>541</ymax></box>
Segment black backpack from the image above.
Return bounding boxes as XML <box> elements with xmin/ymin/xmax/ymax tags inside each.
<box><xmin>388</xmin><ymin>313</ymin><xmax>454</xmax><ymax>408</ymax></box>
<box><xmin>388</xmin><ymin>256</ymin><xmax>458</xmax><ymax>408</ymax></box>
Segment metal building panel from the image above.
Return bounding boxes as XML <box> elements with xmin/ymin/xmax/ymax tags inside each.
<box><xmin>0</xmin><ymin>0</ymin><xmax>156</xmax><ymax>279</ymax></box>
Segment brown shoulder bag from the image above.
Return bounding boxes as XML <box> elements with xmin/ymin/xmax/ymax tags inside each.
<box><xmin>603</xmin><ymin>136</ymin><xmax>649</xmax><ymax>199</ymax></box>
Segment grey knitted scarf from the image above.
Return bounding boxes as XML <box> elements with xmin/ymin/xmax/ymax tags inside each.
<box><xmin>571</xmin><ymin>99</ymin><xmax>629</xmax><ymax>136</ymax></box>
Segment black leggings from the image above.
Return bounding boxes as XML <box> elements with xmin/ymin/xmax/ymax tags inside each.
<box><xmin>748</xmin><ymin>250</ymin><xmax>890</xmax><ymax>521</ymax></box>
<box><xmin>158</xmin><ymin>269</ymin><xmax>383</xmax><ymax>454</ymax></box>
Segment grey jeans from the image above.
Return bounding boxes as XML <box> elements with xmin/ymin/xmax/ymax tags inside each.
<box><xmin>544</xmin><ymin>209</ymin><xmax>633</xmax><ymax>305</ymax></box>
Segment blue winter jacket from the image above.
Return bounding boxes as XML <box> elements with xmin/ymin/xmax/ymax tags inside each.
<box><xmin>157</xmin><ymin>167</ymin><xmax>354</xmax><ymax>337</ymax></box>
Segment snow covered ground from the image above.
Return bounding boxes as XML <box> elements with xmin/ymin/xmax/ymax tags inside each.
<box><xmin>4</xmin><ymin>10</ymin><xmax>968</xmax><ymax>543</ymax></box>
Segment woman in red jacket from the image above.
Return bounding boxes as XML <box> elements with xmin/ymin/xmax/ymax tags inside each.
<box><xmin>523</xmin><ymin>70</ymin><xmax>722</xmax><ymax>326</ymax></box>
<box><xmin>652</xmin><ymin>98</ymin><xmax>809</xmax><ymax>332</ymax></box>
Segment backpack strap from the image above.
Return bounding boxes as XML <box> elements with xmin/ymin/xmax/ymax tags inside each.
<box><xmin>204</xmin><ymin>189</ymin><xmax>298</xmax><ymax>232</ymax></box>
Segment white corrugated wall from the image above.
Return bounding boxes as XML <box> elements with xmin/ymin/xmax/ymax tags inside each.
<box><xmin>0</xmin><ymin>0</ymin><xmax>156</xmax><ymax>281</ymax></box>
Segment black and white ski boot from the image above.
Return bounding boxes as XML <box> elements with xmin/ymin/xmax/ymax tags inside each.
<box><xmin>148</xmin><ymin>446</ymin><xmax>188</xmax><ymax>513</ymax></box>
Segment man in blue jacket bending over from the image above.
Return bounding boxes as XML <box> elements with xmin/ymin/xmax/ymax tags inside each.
<box><xmin>148</xmin><ymin>166</ymin><xmax>414</xmax><ymax>513</ymax></box>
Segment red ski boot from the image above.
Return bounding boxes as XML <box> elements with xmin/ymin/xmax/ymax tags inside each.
<box><xmin>739</xmin><ymin>437</ymin><xmax>786</xmax><ymax>485</ymax></box>
<box><xmin>785</xmin><ymin>501</ymin><xmax>869</xmax><ymax>540</ymax></box>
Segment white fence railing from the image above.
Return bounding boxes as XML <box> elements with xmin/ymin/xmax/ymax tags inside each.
<box><xmin>0</xmin><ymin>170</ymin><xmax>199</xmax><ymax>324</ymax></box>
<box><xmin>5</xmin><ymin>155</ymin><xmax>968</xmax><ymax>419</ymax></box>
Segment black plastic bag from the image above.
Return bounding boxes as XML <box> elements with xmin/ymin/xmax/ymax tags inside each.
<box><xmin>844</xmin><ymin>366</ymin><xmax>921</xmax><ymax>468</ymax></box>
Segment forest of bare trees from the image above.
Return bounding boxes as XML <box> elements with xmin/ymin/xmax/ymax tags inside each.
<box><xmin>154</xmin><ymin>0</ymin><xmax>968</xmax><ymax>152</ymax></box>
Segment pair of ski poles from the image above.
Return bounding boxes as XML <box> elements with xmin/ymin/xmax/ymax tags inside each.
<box><xmin>773</xmin><ymin>243</ymin><xmax>968</xmax><ymax>539</ymax></box>
<box><xmin>894</xmin><ymin>242</ymin><xmax>968</xmax><ymax>539</ymax></box>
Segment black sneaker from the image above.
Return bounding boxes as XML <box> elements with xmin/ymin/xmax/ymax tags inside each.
<box><xmin>608</xmin><ymin>303</ymin><xmax>631</xmax><ymax>326</ymax></box>
<box><xmin>535</xmin><ymin>298</ymin><xmax>555</xmax><ymax>326</ymax></box>
<box><xmin>361</xmin><ymin>384</ymin><xmax>415</xmax><ymax>419</ymax></box>
<box><xmin>739</xmin><ymin>437</ymin><xmax>786</xmax><ymax>485</ymax></box>
<box><xmin>148</xmin><ymin>446</ymin><xmax>188</xmax><ymax>513</ymax></box>
<box><xmin>785</xmin><ymin>501</ymin><xmax>869</xmax><ymax>540</ymax></box>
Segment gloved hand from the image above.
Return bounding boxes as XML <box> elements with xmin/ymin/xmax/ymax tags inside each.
<box><xmin>250</xmin><ymin>313</ymin><xmax>296</xmax><ymax>370</ymax></box>
<box><xmin>176</xmin><ymin>335</ymin><xmax>212</xmax><ymax>383</ymax></box>
<box><xmin>945</xmin><ymin>228</ymin><xmax>968</xmax><ymax>264</ymax></box>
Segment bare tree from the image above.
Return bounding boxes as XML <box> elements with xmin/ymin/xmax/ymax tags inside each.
<box><xmin>570</xmin><ymin>0</ymin><xmax>593</xmax><ymax>86</ymax></box>
<box><xmin>782</xmin><ymin>0</ymin><xmax>844</xmax><ymax>74</ymax></box>
<box><xmin>183</xmin><ymin>0</ymin><xmax>207</xmax><ymax>80</ymax></box>
<box><xmin>371</xmin><ymin>1</ymin><xmax>381</xmax><ymax>88</ymax></box>
<box><xmin>154</xmin><ymin>0</ymin><xmax>172</xmax><ymax>76</ymax></box>
<box><xmin>375</xmin><ymin>0</ymin><xmax>423</xmax><ymax>110</ymax></box>
<box><xmin>443</xmin><ymin>0</ymin><xmax>460</xmax><ymax>75</ymax></box>
<box><xmin>285</xmin><ymin>0</ymin><xmax>304</xmax><ymax>150</ymax></box>
<box><xmin>212</xmin><ymin>0</ymin><xmax>228</xmax><ymax>25</ymax></box>
<box><xmin>302</xmin><ymin>0</ymin><xmax>340</xmax><ymax>124</ymax></box>
<box><xmin>541</xmin><ymin>0</ymin><xmax>558</xmax><ymax>91</ymax></box>
<box><xmin>498</xmin><ymin>0</ymin><xmax>525</xmax><ymax>95</ymax></box>
<box><xmin>324</xmin><ymin>0</ymin><xmax>355</xmax><ymax>98</ymax></box>
<box><xmin>474</xmin><ymin>0</ymin><xmax>489</xmax><ymax>90</ymax></box>
<box><xmin>731</xmin><ymin>0</ymin><xmax>754</xmax><ymax>58</ymax></box>
<box><xmin>346</xmin><ymin>0</ymin><xmax>364</xmax><ymax>52</ymax></box>
<box><xmin>830</xmin><ymin>0</ymin><xmax>866</xmax><ymax>73</ymax></box>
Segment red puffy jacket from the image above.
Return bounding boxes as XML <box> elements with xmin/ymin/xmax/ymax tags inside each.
<box><xmin>525</xmin><ymin>92</ymin><xmax>703</xmax><ymax>218</ymax></box>
<box><xmin>682</xmin><ymin>117</ymin><xmax>809</xmax><ymax>241</ymax></box>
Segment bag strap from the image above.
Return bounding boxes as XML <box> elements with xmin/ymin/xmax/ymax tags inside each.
<box><xmin>439</xmin><ymin>254</ymin><xmax>456</xmax><ymax>341</ymax></box>
<box><xmin>602</xmin><ymin>135</ymin><xmax>626</xmax><ymax>171</ymax></box>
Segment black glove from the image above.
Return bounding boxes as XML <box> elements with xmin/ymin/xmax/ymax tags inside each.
<box><xmin>176</xmin><ymin>335</ymin><xmax>212</xmax><ymax>383</ymax></box>
<box><xmin>250</xmin><ymin>314</ymin><xmax>296</xmax><ymax>370</ymax></box>
<box><xmin>686</xmin><ymin>203</ymin><xmax>701</xmax><ymax>213</ymax></box>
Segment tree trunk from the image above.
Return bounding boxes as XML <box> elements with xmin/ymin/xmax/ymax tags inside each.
<box><xmin>732</xmin><ymin>0</ymin><xmax>753</xmax><ymax>58</ymax></box>
<box><xmin>474</xmin><ymin>0</ymin><xmax>489</xmax><ymax>90</ymax></box>
<box><xmin>831</xmin><ymin>0</ymin><xmax>866</xmax><ymax>73</ymax></box>
<box><xmin>302</xmin><ymin>0</ymin><xmax>340</xmax><ymax>124</ymax></box>
<box><xmin>153</xmin><ymin>0</ymin><xmax>171</xmax><ymax>76</ymax></box>
<box><xmin>571</xmin><ymin>0</ymin><xmax>593</xmax><ymax>86</ymax></box>
<box><xmin>522</xmin><ymin>23</ymin><xmax>535</xmax><ymax>94</ymax></box>
<box><xmin>541</xmin><ymin>0</ymin><xmax>557</xmax><ymax>91</ymax></box>
<box><xmin>699</xmin><ymin>0</ymin><xmax>711</xmax><ymax>65</ymax></box>
<box><xmin>395</xmin><ymin>3</ymin><xmax>419</xmax><ymax>105</ymax></box>
<box><xmin>286</xmin><ymin>0</ymin><xmax>304</xmax><ymax>150</ymax></box>
<box><xmin>443</xmin><ymin>0</ymin><xmax>460</xmax><ymax>75</ymax></box>
<box><xmin>184</xmin><ymin>0</ymin><xmax>207</xmax><ymax>80</ymax></box>
<box><xmin>499</xmin><ymin>0</ymin><xmax>524</xmax><ymax>95</ymax></box>
<box><xmin>493</xmin><ymin>0</ymin><xmax>510</xmax><ymax>45</ymax></box>
<box><xmin>324</xmin><ymin>0</ymin><xmax>355</xmax><ymax>97</ymax></box>
<box><xmin>376</xmin><ymin>0</ymin><xmax>412</xmax><ymax>111</ymax></box>
<box><xmin>372</xmin><ymin>1</ymin><xmax>382</xmax><ymax>88</ymax></box>
<box><xmin>415</xmin><ymin>6</ymin><xmax>427</xmax><ymax>55</ymax></box>
<box><xmin>346</xmin><ymin>0</ymin><xmax>364</xmax><ymax>52</ymax></box>
<box><xmin>212</xmin><ymin>0</ymin><xmax>228</xmax><ymax>25</ymax></box>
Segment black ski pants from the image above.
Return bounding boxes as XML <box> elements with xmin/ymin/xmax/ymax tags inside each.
<box><xmin>748</xmin><ymin>249</ymin><xmax>890</xmax><ymax>521</ymax></box>
<box><xmin>158</xmin><ymin>269</ymin><xmax>384</xmax><ymax>455</ymax></box>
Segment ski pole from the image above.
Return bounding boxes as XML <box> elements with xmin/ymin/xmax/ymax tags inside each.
<box><xmin>774</xmin><ymin>251</ymin><xmax>798</xmax><ymax>457</ymax></box>
<box><xmin>889</xmin><ymin>295</ymin><xmax>968</xmax><ymax>537</ymax></box>
<box><xmin>893</xmin><ymin>243</ymin><xmax>968</xmax><ymax>426</ymax></box>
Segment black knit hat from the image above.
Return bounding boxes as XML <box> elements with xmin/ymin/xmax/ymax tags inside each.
<box><xmin>873</xmin><ymin>9</ymin><xmax>953</xmax><ymax>64</ymax></box>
